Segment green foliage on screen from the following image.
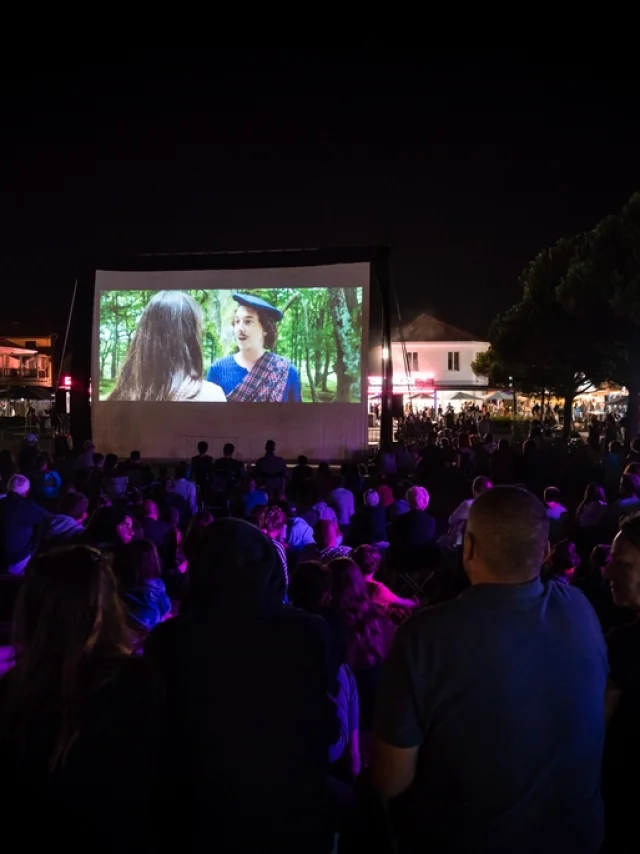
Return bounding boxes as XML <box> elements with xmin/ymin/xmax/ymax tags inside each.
<box><xmin>98</xmin><ymin>286</ymin><xmax>363</xmax><ymax>403</ymax></box>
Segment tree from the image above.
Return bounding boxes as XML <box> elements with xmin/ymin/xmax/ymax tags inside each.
<box><xmin>475</xmin><ymin>237</ymin><xmax>608</xmax><ymax>438</ymax></box>
<box><xmin>470</xmin><ymin>348</ymin><xmax>513</xmax><ymax>387</ymax></box>
<box><xmin>561</xmin><ymin>192</ymin><xmax>640</xmax><ymax>441</ymax></box>
<box><xmin>328</xmin><ymin>287</ymin><xmax>359</xmax><ymax>402</ymax></box>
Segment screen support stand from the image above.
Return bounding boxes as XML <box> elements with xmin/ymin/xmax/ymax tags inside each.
<box><xmin>375</xmin><ymin>247</ymin><xmax>394</xmax><ymax>448</ymax></box>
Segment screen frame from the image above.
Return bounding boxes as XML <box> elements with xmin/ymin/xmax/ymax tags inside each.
<box><xmin>90</xmin><ymin>250</ymin><xmax>380</xmax><ymax>461</ymax></box>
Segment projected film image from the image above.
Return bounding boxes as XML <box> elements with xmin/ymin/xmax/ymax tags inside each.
<box><xmin>98</xmin><ymin>286</ymin><xmax>364</xmax><ymax>403</ymax></box>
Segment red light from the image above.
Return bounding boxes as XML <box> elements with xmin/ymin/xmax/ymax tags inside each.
<box><xmin>60</xmin><ymin>375</ymin><xmax>72</xmax><ymax>389</ymax></box>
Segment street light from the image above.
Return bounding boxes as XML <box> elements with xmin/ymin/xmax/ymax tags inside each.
<box><xmin>382</xmin><ymin>346</ymin><xmax>389</xmax><ymax>361</ymax></box>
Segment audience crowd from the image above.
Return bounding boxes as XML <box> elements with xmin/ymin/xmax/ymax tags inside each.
<box><xmin>0</xmin><ymin>428</ymin><xmax>639</xmax><ymax>852</ymax></box>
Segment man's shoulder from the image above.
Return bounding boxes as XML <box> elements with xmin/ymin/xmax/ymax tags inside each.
<box><xmin>546</xmin><ymin>579</ymin><xmax>600</xmax><ymax>613</ymax></box>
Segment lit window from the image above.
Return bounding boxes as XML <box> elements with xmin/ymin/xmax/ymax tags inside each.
<box><xmin>405</xmin><ymin>351</ymin><xmax>419</xmax><ymax>372</ymax></box>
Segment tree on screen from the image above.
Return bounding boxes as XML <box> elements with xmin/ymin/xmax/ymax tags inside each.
<box><xmin>99</xmin><ymin>290</ymin><xmax>154</xmax><ymax>398</ymax></box>
<box><xmin>328</xmin><ymin>288</ymin><xmax>360</xmax><ymax>402</ymax></box>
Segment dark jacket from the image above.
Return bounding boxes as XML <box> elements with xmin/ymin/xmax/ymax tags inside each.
<box><xmin>0</xmin><ymin>493</ymin><xmax>47</xmax><ymax>569</ymax></box>
<box><xmin>145</xmin><ymin>518</ymin><xmax>335</xmax><ymax>851</ymax></box>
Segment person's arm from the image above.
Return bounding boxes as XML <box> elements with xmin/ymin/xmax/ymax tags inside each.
<box><xmin>371</xmin><ymin>625</ymin><xmax>424</xmax><ymax>799</ymax></box>
<box><xmin>448</xmin><ymin>502</ymin><xmax>468</xmax><ymax>527</ymax></box>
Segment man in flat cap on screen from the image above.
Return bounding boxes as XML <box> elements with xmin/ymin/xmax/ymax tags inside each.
<box><xmin>207</xmin><ymin>293</ymin><xmax>302</xmax><ymax>403</ymax></box>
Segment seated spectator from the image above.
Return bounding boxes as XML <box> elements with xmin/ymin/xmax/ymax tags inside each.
<box><xmin>352</xmin><ymin>544</ymin><xmax>418</xmax><ymax>611</ymax></box>
<box><xmin>329</xmin><ymin>557</ymin><xmax>394</xmax><ymax>762</ymax></box>
<box><xmin>242</xmin><ymin>477</ymin><xmax>269</xmax><ymax>518</ymax></box>
<box><xmin>376</xmin><ymin>476</ymin><xmax>394</xmax><ymax>510</ymax></box>
<box><xmin>43</xmin><ymin>492</ymin><xmax>89</xmax><ymax>543</ymax></box>
<box><xmin>348</xmin><ymin>489</ymin><xmax>387</xmax><ymax>547</ymax></box>
<box><xmin>159</xmin><ymin>477</ymin><xmax>192</xmax><ymax>530</ymax></box>
<box><xmin>101</xmin><ymin>454</ymin><xmax>128</xmax><ymax>503</ymax></box>
<box><xmin>315</xmin><ymin>519</ymin><xmax>352</xmax><ymax>563</ymax></box>
<box><xmin>255</xmin><ymin>505</ymin><xmax>289</xmax><ymax>590</ymax></box>
<box><xmin>29</xmin><ymin>452</ymin><xmax>62</xmax><ymax>504</ymax></box>
<box><xmin>173</xmin><ymin>461</ymin><xmax>197</xmax><ymax>513</ymax></box>
<box><xmin>542</xmin><ymin>539</ymin><xmax>580</xmax><ymax>583</ymax></box>
<box><xmin>112</xmin><ymin>539</ymin><xmax>171</xmax><ymax>639</ymax></box>
<box><xmin>372</xmin><ymin>486</ymin><xmax>608</xmax><ymax>853</ymax></box>
<box><xmin>387</xmin><ymin>480</ymin><xmax>411</xmax><ymax>523</ymax></box>
<box><xmin>330</xmin><ymin>475</ymin><xmax>355</xmax><ymax>530</ymax></box>
<box><xmin>445</xmin><ymin>476</ymin><xmax>493</xmax><ymax>548</ymax></box>
<box><xmin>78</xmin><ymin>439</ymin><xmax>96</xmax><ymax>470</ymax></box>
<box><xmin>573</xmin><ymin>544</ymin><xmax>630</xmax><ymax>634</ymax></box>
<box><xmin>576</xmin><ymin>483</ymin><xmax>607</xmax><ymax>529</ymax></box>
<box><xmin>0</xmin><ymin>545</ymin><xmax>166</xmax><ymax>851</ymax></box>
<box><xmin>145</xmin><ymin>519</ymin><xmax>335</xmax><ymax>852</ymax></box>
<box><xmin>612</xmin><ymin>473</ymin><xmax>640</xmax><ymax>518</ymax></box>
<box><xmin>0</xmin><ymin>474</ymin><xmax>47</xmax><ymax>575</ymax></box>
<box><xmin>388</xmin><ymin>486</ymin><xmax>436</xmax><ymax>568</ymax></box>
<box><xmin>544</xmin><ymin>486</ymin><xmax>569</xmax><ymax>544</ymax></box>
<box><xmin>299</xmin><ymin>482</ymin><xmax>339</xmax><ymax>528</ymax></box>
<box><xmin>285</xmin><ymin>511</ymin><xmax>316</xmax><ymax>553</ymax></box>
<box><xmin>140</xmin><ymin>500</ymin><xmax>172</xmax><ymax>561</ymax></box>
<box><xmin>82</xmin><ymin>506</ymin><xmax>135</xmax><ymax>551</ymax></box>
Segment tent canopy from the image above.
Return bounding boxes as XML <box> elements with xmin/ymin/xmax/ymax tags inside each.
<box><xmin>449</xmin><ymin>391</ymin><xmax>478</xmax><ymax>401</ymax></box>
<box><xmin>485</xmin><ymin>390</ymin><xmax>513</xmax><ymax>402</ymax></box>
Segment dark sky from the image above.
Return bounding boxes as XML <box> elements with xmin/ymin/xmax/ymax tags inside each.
<box><xmin>1</xmin><ymin>50</ymin><xmax>638</xmax><ymax>338</ymax></box>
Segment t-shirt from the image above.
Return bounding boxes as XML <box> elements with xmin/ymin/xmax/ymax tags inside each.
<box><xmin>374</xmin><ymin>579</ymin><xmax>608</xmax><ymax>854</ymax></box>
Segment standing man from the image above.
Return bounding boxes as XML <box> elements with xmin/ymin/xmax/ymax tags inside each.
<box><xmin>372</xmin><ymin>486</ymin><xmax>607</xmax><ymax>854</ymax></box>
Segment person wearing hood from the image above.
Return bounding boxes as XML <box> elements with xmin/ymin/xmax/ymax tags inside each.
<box><xmin>145</xmin><ymin>518</ymin><xmax>336</xmax><ymax>852</ymax></box>
<box><xmin>42</xmin><ymin>492</ymin><xmax>89</xmax><ymax>544</ymax></box>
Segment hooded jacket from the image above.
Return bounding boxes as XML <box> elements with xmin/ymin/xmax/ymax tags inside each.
<box><xmin>146</xmin><ymin>518</ymin><xmax>335</xmax><ymax>851</ymax></box>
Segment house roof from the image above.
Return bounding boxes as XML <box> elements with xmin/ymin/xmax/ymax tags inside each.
<box><xmin>396</xmin><ymin>313</ymin><xmax>480</xmax><ymax>343</ymax></box>
<box><xmin>0</xmin><ymin>337</ymin><xmax>38</xmax><ymax>354</ymax></box>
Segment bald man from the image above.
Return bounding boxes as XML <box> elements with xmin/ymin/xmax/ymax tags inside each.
<box><xmin>372</xmin><ymin>486</ymin><xmax>607</xmax><ymax>854</ymax></box>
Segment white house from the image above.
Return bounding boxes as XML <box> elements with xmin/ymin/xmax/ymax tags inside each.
<box><xmin>369</xmin><ymin>313</ymin><xmax>490</xmax><ymax>408</ymax></box>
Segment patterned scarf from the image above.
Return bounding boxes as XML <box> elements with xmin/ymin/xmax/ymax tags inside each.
<box><xmin>227</xmin><ymin>351</ymin><xmax>290</xmax><ymax>402</ymax></box>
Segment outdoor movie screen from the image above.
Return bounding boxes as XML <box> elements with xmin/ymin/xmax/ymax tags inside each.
<box><xmin>98</xmin><ymin>285</ymin><xmax>364</xmax><ymax>404</ymax></box>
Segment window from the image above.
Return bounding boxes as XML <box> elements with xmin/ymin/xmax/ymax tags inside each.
<box><xmin>25</xmin><ymin>340</ymin><xmax>37</xmax><ymax>349</ymax></box>
<box><xmin>405</xmin><ymin>351</ymin><xmax>419</xmax><ymax>372</ymax></box>
<box><xmin>447</xmin><ymin>351</ymin><xmax>460</xmax><ymax>371</ymax></box>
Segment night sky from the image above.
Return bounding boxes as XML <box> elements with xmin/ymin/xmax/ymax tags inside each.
<box><xmin>1</xmin><ymin>50</ymin><xmax>638</xmax><ymax>339</ymax></box>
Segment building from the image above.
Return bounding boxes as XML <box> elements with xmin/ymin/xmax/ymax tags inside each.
<box><xmin>369</xmin><ymin>313</ymin><xmax>490</xmax><ymax>410</ymax></box>
<box><xmin>0</xmin><ymin>331</ymin><xmax>55</xmax><ymax>388</ymax></box>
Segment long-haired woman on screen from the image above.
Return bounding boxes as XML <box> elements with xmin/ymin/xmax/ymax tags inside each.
<box><xmin>109</xmin><ymin>291</ymin><xmax>226</xmax><ymax>402</ymax></box>
<box><xmin>207</xmin><ymin>292</ymin><xmax>301</xmax><ymax>402</ymax></box>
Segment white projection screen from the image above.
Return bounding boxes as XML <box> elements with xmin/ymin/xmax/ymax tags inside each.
<box><xmin>92</xmin><ymin>263</ymin><xmax>371</xmax><ymax>461</ymax></box>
